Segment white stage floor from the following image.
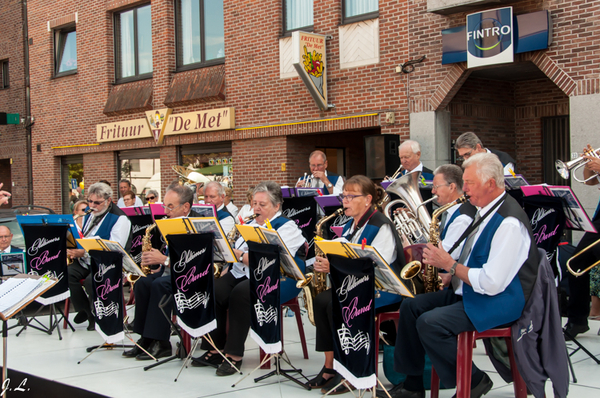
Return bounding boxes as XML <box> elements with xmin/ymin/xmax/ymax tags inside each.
<box><xmin>3</xmin><ymin>308</ymin><xmax>600</xmax><ymax>397</ymax></box>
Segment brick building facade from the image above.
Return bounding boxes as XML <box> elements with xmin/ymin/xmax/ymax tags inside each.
<box><xmin>21</xmin><ymin>0</ymin><xmax>600</xmax><ymax>218</ymax></box>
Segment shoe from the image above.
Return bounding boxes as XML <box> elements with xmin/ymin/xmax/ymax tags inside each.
<box><xmin>87</xmin><ymin>319</ymin><xmax>95</xmax><ymax>331</ymax></box>
<box><xmin>136</xmin><ymin>340</ymin><xmax>172</xmax><ymax>361</ymax></box>
<box><xmin>378</xmin><ymin>384</ymin><xmax>424</xmax><ymax>398</ymax></box>
<box><xmin>122</xmin><ymin>338</ymin><xmax>151</xmax><ymax>358</ymax></box>
<box><xmin>451</xmin><ymin>373</ymin><xmax>493</xmax><ymax>398</ymax></box>
<box><xmin>216</xmin><ymin>358</ymin><xmax>242</xmax><ymax>376</ymax></box>
<box><xmin>563</xmin><ymin>322</ymin><xmax>590</xmax><ymax>341</ymax></box>
<box><xmin>306</xmin><ymin>366</ymin><xmax>337</xmax><ymax>388</ymax></box>
<box><xmin>191</xmin><ymin>351</ymin><xmax>223</xmax><ymax>368</ymax></box>
<box><xmin>326</xmin><ymin>379</ymin><xmax>356</xmax><ymax>395</ymax></box>
<box><xmin>74</xmin><ymin>311</ymin><xmax>88</xmax><ymax>324</ymax></box>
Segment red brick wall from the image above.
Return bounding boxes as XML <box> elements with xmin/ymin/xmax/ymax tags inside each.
<box><xmin>0</xmin><ymin>0</ymin><xmax>29</xmax><ymax>206</ymax></box>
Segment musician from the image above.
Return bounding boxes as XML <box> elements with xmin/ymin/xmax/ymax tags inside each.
<box><xmin>309</xmin><ymin>175</ymin><xmax>406</xmax><ymax>394</ymax></box>
<box><xmin>0</xmin><ymin>225</ymin><xmax>23</xmax><ymax>254</ymax></box>
<box><xmin>196</xmin><ymin>181</ymin><xmax>306</xmax><ymax>376</ymax></box>
<box><xmin>388</xmin><ymin>153</ymin><xmax>539</xmax><ymax>398</ymax></box>
<box><xmin>72</xmin><ymin>199</ymin><xmax>89</xmax><ymax>232</ymax></box>
<box><xmin>564</xmin><ymin>145</ymin><xmax>600</xmax><ymax>339</ymax></box>
<box><xmin>123</xmin><ymin>183</ymin><xmax>204</xmax><ymax>360</ymax></box>
<box><xmin>117</xmin><ymin>179</ymin><xmax>143</xmax><ymax>208</ymax></box>
<box><xmin>203</xmin><ymin>181</ymin><xmax>235</xmax><ymax>235</ymax></box>
<box><xmin>455</xmin><ymin>131</ymin><xmax>517</xmax><ymax>176</ymax></box>
<box><xmin>296</xmin><ymin>150</ymin><xmax>344</xmax><ymax>195</ymax></box>
<box><xmin>67</xmin><ymin>182</ymin><xmax>132</xmax><ymax>331</ymax></box>
<box><xmin>399</xmin><ymin>140</ymin><xmax>434</xmax><ymax>180</ymax></box>
<box><xmin>237</xmin><ymin>185</ymin><xmax>255</xmax><ymax>220</ymax></box>
<box><xmin>122</xmin><ymin>190</ymin><xmax>136</xmax><ymax>207</ymax></box>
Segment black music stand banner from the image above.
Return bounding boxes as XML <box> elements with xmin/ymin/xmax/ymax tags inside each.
<box><xmin>283</xmin><ymin>196</ymin><xmax>317</xmax><ymax>260</ymax></box>
<box><xmin>22</xmin><ymin>224</ymin><xmax>70</xmax><ymax>305</ymax></box>
<box><xmin>128</xmin><ymin>214</ymin><xmax>156</xmax><ymax>265</ymax></box>
<box><xmin>248</xmin><ymin>241</ymin><xmax>281</xmax><ymax>354</ymax></box>
<box><xmin>329</xmin><ymin>254</ymin><xmax>376</xmax><ymax>389</ymax></box>
<box><xmin>89</xmin><ymin>250</ymin><xmax>124</xmax><ymax>344</ymax></box>
<box><xmin>168</xmin><ymin>233</ymin><xmax>216</xmax><ymax>338</ymax></box>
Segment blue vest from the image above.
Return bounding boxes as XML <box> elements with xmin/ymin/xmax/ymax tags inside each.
<box><xmin>269</xmin><ymin>215</ymin><xmax>306</xmax><ymax>304</ymax></box>
<box><xmin>342</xmin><ymin>212</ymin><xmax>403</xmax><ymax>309</ymax></box>
<box><xmin>440</xmin><ymin>202</ymin><xmax>476</xmax><ymax>241</ymax></box>
<box><xmin>461</xmin><ymin>198</ymin><xmax>539</xmax><ymax>332</ymax></box>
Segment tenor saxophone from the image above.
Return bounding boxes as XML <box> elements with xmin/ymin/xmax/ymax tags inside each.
<box><xmin>401</xmin><ymin>195</ymin><xmax>468</xmax><ymax>294</ymax></box>
<box><xmin>127</xmin><ymin>224</ymin><xmax>155</xmax><ymax>284</ymax></box>
<box><xmin>302</xmin><ymin>208</ymin><xmax>344</xmax><ymax>326</ymax></box>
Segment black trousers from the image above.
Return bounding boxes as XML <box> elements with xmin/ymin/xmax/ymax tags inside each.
<box><xmin>313</xmin><ymin>289</ymin><xmax>402</xmax><ymax>352</ymax></box>
<box><xmin>201</xmin><ymin>272</ymin><xmax>251</xmax><ymax>357</ymax></box>
<box><xmin>567</xmin><ymin>214</ymin><xmax>600</xmax><ymax>325</ymax></box>
<box><xmin>393</xmin><ymin>289</ymin><xmax>478</xmax><ymax>389</ymax></box>
<box><xmin>68</xmin><ymin>260</ymin><xmax>94</xmax><ymax>317</ymax></box>
<box><xmin>132</xmin><ymin>270</ymin><xmax>172</xmax><ymax>342</ymax></box>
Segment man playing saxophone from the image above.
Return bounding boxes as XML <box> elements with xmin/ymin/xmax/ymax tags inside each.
<box><xmin>389</xmin><ymin>153</ymin><xmax>539</xmax><ymax>398</ymax></box>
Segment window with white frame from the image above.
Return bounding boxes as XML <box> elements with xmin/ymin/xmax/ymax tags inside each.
<box><xmin>54</xmin><ymin>26</ymin><xmax>77</xmax><ymax>76</ymax></box>
<box><xmin>283</xmin><ymin>0</ymin><xmax>313</xmax><ymax>35</ymax></box>
<box><xmin>342</xmin><ymin>0</ymin><xmax>378</xmax><ymax>24</ymax></box>
<box><xmin>176</xmin><ymin>0</ymin><xmax>225</xmax><ymax>70</ymax></box>
<box><xmin>114</xmin><ymin>4</ymin><xmax>152</xmax><ymax>82</ymax></box>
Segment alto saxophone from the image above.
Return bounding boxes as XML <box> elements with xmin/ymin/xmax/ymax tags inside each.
<box><xmin>302</xmin><ymin>208</ymin><xmax>344</xmax><ymax>326</ymax></box>
<box><xmin>216</xmin><ymin>213</ymin><xmax>258</xmax><ymax>278</ymax></box>
<box><xmin>401</xmin><ymin>195</ymin><xmax>468</xmax><ymax>295</ymax></box>
<box><xmin>127</xmin><ymin>223</ymin><xmax>155</xmax><ymax>284</ymax></box>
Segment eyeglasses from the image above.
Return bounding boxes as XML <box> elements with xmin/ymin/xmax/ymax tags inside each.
<box><xmin>432</xmin><ymin>183</ymin><xmax>449</xmax><ymax>190</ymax></box>
<box><xmin>88</xmin><ymin>198</ymin><xmax>107</xmax><ymax>206</ymax></box>
<box><xmin>457</xmin><ymin>149</ymin><xmax>474</xmax><ymax>161</ymax></box>
<box><xmin>339</xmin><ymin>194</ymin><xmax>365</xmax><ymax>202</ymax></box>
<box><xmin>310</xmin><ymin>163</ymin><xmax>325</xmax><ymax>169</ymax></box>
<box><xmin>0</xmin><ymin>235</ymin><xmax>12</xmax><ymax>240</ymax></box>
<box><xmin>146</xmin><ymin>196</ymin><xmax>156</xmax><ymax>200</ymax></box>
<box><xmin>162</xmin><ymin>203</ymin><xmax>182</xmax><ymax>212</ymax></box>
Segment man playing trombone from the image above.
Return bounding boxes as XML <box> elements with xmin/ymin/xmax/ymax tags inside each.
<box><xmin>564</xmin><ymin>145</ymin><xmax>600</xmax><ymax>338</ymax></box>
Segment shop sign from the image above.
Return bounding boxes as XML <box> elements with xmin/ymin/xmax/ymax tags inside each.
<box><xmin>96</xmin><ymin>118</ymin><xmax>152</xmax><ymax>143</ymax></box>
<box><xmin>466</xmin><ymin>7</ymin><xmax>513</xmax><ymax>68</ymax></box>
<box><xmin>145</xmin><ymin>108</ymin><xmax>172</xmax><ymax>145</ymax></box>
<box><xmin>292</xmin><ymin>31</ymin><xmax>328</xmax><ymax>111</ymax></box>
<box><xmin>163</xmin><ymin>107</ymin><xmax>235</xmax><ymax>136</ymax></box>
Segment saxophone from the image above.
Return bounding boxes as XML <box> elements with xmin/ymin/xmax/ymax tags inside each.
<box><xmin>217</xmin><ymin>213</ymin><xmax>259</xmax><ymax>278</ymax></box>
<box><xmin>401</xmin><ymin>195</ymin><xmax>468</xmax><ymax>295</ymax></box>
<box><xmin>127</xmin><ymin>224</ymin><xmax>155</xmax><ymax>284</ymax></box>
<box><xmin>302</xmin><ymin>208</ymin><xmax>344</xmax><ymax>326</ymax></box>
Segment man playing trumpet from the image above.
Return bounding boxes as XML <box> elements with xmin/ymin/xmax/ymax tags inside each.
<box><xmin>296</xmin><ymin>150</ymin><xmax>344</xmax><ymax>195</ymax></box>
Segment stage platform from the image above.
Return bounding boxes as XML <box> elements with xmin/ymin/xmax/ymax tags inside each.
<box><xmin>3</xmin><ymin>309</ymin><xmax>600</xmax><ymax>397</ymax></box>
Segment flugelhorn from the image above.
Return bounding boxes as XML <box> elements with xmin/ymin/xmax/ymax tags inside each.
<box><xmin>556</xmin><ymin>146</ymin><xmax>600</xmax><ymax>183</ymax></box>
<box><xmin>566</xmin><ymin>237</ymin><xmax>600</xmax><ymax>277</ymax></box>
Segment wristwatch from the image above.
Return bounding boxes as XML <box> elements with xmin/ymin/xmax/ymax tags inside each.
<box><xmin>450</xmin><ymin>261</ymin><xmax>458</xmax><ymax>276</ymax></box>
<box><xmin>164</xmin><ymin>257</ymin><xmax>170</xmax><ymax>267</ymax></box>
<box><xmin>327</xmin><ymin>183</ymin><xmax>333</xmax><ymax>189</ymax></box>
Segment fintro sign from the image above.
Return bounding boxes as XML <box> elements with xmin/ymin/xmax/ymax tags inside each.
<box><xmin>467</xmin><ymin>7</ymin><xmax>513</xmax><ymax>68</ymax></box>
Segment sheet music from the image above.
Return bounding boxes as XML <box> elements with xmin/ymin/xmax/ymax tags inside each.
<box><xmin>0</xmin><ymin>277</ymin><xmax>55</xmax><ymax>319</ymax></box>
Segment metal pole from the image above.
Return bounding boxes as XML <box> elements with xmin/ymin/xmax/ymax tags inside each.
<box><xmin>2</xmin><ymin>320</ymin><xmax>8</xmax><ymax>398</ymax></box>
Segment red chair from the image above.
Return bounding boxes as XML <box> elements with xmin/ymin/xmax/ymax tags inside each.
<box><xmin>259</xmin><ymin>297</ymin><xmax>309</xmax><ymax>369</ymax></box>
<box><xmin>374</xmin><ymin>311</ymin><xmax>399</xmax><ymax>377</ymax></box>
<box><xmin>430</xmin><ymin>328</ymin><xmax>527</xmax><ymax>398</ymax></box>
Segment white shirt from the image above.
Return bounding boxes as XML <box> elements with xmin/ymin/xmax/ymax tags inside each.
<box><xmin>216</xmin><ymin>204</ymin><xmax>235</xmax><ymax>236</ymax></box>
<box><xmin>454</xmin><ymin>193</ymin><xmax>531</xmax><ymax>296</ymax></box>
<box><xmin>341</xmin><ymin>218</ymin><xmax>397</xmax><ymax>266</ymax></box>
<box><xmin>405</xmin><ymin>162</ymin><xmax>424</xmax><ymax>175</ymax></box>
<box><xmin>226</xmin><ymin>202</ymin><xmax>239</xmax><ymax>218</ymax></box>
<box><xmin>117</xmin><ymin>196</ymin><xmax>144</xmax><ymax>208</ymax></box>
<box><xmin>1</xmin><ymin>245</ymin><xmax>13</xmax><ymax>253</ymax></box>
<box><xmin>441</xmin><ymin>204</ymin><xmax>473</xmax><ymax>258</ymax></box>
<box><xmin>296</xmin><ymin>171</ymin><xmax>344</xmax><ymax>195</ymax></box>
<box><xmin>231</xmin><ymin>211</ymin><xmax>306</xmax><ymax>279</ymax></box>
<box><xmin>237</xmin><ymin>204</ymin><xmax>254</xmax><ymax>221</ymax></box>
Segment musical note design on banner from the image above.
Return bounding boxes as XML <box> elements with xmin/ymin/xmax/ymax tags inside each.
<box><xmin>253</xmin><ymin>301</ymin><xmax>278</xmax><ymax>326</ymax></box>
<box><xmin>174</xmin><ymin>291</ymin><xmax>210</xmax><ymax>313</ymax></box>
<box><xmin>337</xmin><ymin>324</ymin><xmax>370</xmax><ymax>355</ymax></box>
<box><xmin>93</xmin><ymin>299</ymin><xmax>119</xmax><ymax>319</ymax></box>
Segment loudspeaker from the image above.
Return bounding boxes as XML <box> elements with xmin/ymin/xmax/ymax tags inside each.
<box><xmin>364</xmin><ymin>135</ymin><xmax>400</xmax><ymax>179</ymax></box>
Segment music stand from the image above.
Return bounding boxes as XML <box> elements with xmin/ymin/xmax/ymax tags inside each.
<box><xmin>232</xmin><ymin>241</ymin><xmax>310</xmax><ymax>390</ymax></box>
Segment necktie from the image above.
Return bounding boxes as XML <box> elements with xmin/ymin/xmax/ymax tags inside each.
<box><xmin>439</xmin><ymin>211</ymin><xmax>448</xmax><ymax>233</ymax></box>
<box><xmin>452</xmin><ymin>211</ymin><xmax>481</xmax><ymax>291</ymax></box>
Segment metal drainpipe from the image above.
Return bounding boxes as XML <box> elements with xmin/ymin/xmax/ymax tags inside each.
<box><xmin>22</xmin><ymin>0</ymin><xmax>34</xmax><ymax>205</ymax></box>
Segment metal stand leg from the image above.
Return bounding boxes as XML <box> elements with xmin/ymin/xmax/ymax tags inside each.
<box><xmin>232</xmin><ymin>349</ymin><xmax>311</xmax><ymax>390</ymax></box>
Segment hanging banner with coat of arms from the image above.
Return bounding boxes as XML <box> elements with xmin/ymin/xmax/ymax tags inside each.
<box><xmin>145</xmin><ymin>108</ymin><xmax>173</xmax><ymax>145</ymax></box>
<box><xmin>292</xmin><ymin>31</ymin><xmax>328</xmax><ymax>111</ymax></box>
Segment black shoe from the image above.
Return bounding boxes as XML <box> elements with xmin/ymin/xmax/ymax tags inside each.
<box><xmin>563</xmin><ymin>322</ymin><xmax>590</xmax><ymax>341</ymax></box>
<box><xmin>376</xmin><ymin>383</ymin><xmax>424</xmax><ymax>398</ymax></box>
<box><xmin>216</xmin><ymin>358</ymin><xmax>242</xmax><ymax>376</ymax></box>
<box><xmin>191</xmin><ymin>351</ymin><xmax>223</xmax><ymax>368</ymax></box>
<box><xmin>307</xmin><ymin>366</ymin><xmax>337</xmax><ymax>388</ymax></box>
<box><xmin>87</xmin><ymin>319</ymin><xmax>95</xmax><ymax>331</ymax></box>
<box><xmin>74</xmin><ymin>311</ymin><xmax>88</xmax><ymax>324</ymax></box>
<box><xmin>136</xmin><ymin>341</ymin><xmax>172</xmax><ymax>361</ymax></box>
<box><xmin>123</xmin><ymin>338</ymin><xmax>151</xmax><ymax>358</ymax></box>
<box><xmin>469</xmin><ymin>372</ymin><xmax>493</xmax><ymax>398</ymax></box>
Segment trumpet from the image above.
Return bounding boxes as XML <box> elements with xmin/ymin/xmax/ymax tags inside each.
<box><xmin>384</xmin><ymin>165</ymin><xmax>404</xmax><ymax>182</ymax></box>
<box><xmin>566</xmin><ymin>237</ymin><xmax>600</xmax><ymax>277</ymax></box>
<box><xmin>556</xmin><ymin>146</ymin><xmax>600</xmax><ymax>183</ymax></box>
<box><xmin>300</xmin><ymin>172</ymin><xmax>314</xmax><ymax>187</ymax></box>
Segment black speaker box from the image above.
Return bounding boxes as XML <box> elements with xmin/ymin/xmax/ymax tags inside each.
<box><xmin>364</xmin><ymin>134</ymin><xmax>401</xmax><ymax>179</ymax></box>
